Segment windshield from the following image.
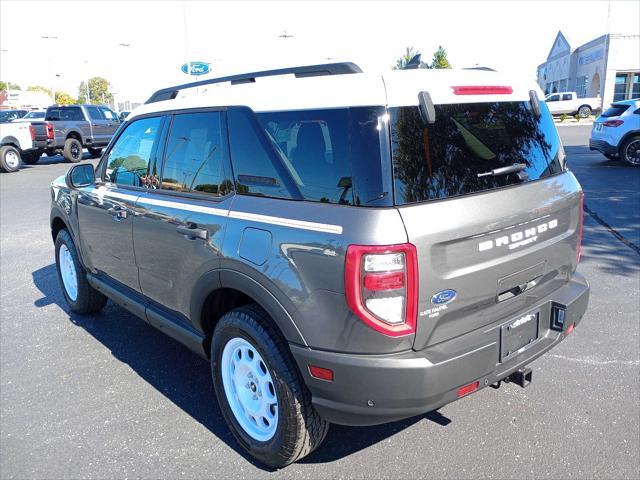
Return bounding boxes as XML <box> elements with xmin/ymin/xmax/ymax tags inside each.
<box><xmin>390</xmin><ymin>101</ymin><xmax>563</xmax><ymax>204</ymax></box>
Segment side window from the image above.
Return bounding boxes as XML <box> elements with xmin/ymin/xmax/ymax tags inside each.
<box><xmin>70</xmin><ymin>107</ymin><xmax>84</xmax><ymax>121</ymax></box>
<box><xmin>562</xmin><ymin>93</ymin><xmax>572</xmax><ymax>101</ymax></box>
<box><xmin>86</xmin><ymin>106</ymin><xmax>103</xmax><ymax>121</ymax></box>
<box><xmin>227</xmin><ymin>108</ymin><xmax>295</xmax><ymax>200</ymax></box>
<box><xmin>99</xmin><ymin>107</ymin><xmax>116</xmax><ymax>121</ymax></box>
<box><xmin>105</xmin><ymin>116</ymin><xmax>163</xmax><ymax>187</ymax></box>
<box><xmin>547</xmin><ymin>94</ymin><xmax>560</xmax><ymax>102</ymax></box>
<box><xmin>160</xmin><ymin>112</ymin><xmax>231</xmax><ymax>197</ymax></box>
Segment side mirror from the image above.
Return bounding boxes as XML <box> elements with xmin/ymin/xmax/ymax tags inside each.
<box><xmin>66</xmin><ymin>163</ymin><xmax>96</xmax><ymax>188</ymax></box>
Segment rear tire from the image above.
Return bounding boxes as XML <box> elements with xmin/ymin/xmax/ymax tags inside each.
<box><xmin>87</xmin><ymin>147</ymin><xmax>102</xmax><ymax>158</ymax></box>
<box><xmin>0</xmin><ymin>145</ymin><xmax>21</xmax><ymax>173</ymax></box>
<box><xmin>63</xmin><ymin>138</ymin><xmax>83</xmax><ymax>163</ymax></box>
<box><xmin>211</xmin><ymin>305</ymin><xmax>329</xmax><ymax>468</ymax></box>
<box><xmin>21</xmin><ymin>151</ymin><xmax>42</xmax><ymax>165</ymax></box>
<box><xmin>620</xmin><ymin>135</ymin><xmax>640</xmax><ymax>166</ymax></box>
<box><xmin>45</xmin><ymin>149</ymin><xmax>57</xmax><ymax>157</ymax></box>
<box><xmin>577</xmin><ymin>105</ymin><xmax>592</xmax><ymax>118</ymax></box>
<box><xmin>54</xmin><ymin>229</ymin><xmax>107</xmax><ymax>314</ymax></box>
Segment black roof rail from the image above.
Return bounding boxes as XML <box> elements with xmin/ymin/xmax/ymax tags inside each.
<box><xmin>145</xmin><ymin>62</ymin><xmax>363</xmax><ymax>104</ymax></box>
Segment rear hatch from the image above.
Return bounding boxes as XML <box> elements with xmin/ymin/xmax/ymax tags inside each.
<box><xmin>388</xmin><ymin>97</ymin><xmax>583</xmax><ymax>351</ymax></box>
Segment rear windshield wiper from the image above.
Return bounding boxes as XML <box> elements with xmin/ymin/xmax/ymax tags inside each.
<box><xmin>477</xmin><ymin>163</ymin><xmax>527</xmax><ymax>178</ymax></box>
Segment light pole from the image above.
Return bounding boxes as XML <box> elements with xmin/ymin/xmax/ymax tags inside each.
<box><xmin>41</xmin><ymin>35</ymin><xmax>58</xmax><ymax>103</ymax></box>
<box><xmin>117</xmin><ymin>42</ymin><xmax>132</xmax><ymax>110</ymax></box>
<box><xmin>83</xmin><ymin>60</ymin><xmax>91</xmax><ymax>104</ymax></box>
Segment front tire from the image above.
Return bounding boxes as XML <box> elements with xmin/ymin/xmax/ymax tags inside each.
<box><xmin>63</xmin><ymin>138</ymin><xmax>83</xmax><ymax>163</ymax></box>
<box><xmin>577</xmin><ymin>105</ymin><xmax>592</xmax><ymax>118</ymax></box>
<box><xmin>0</xmin><ymin>145</ymin><xmax>21</xmax><ymax>173</ymax></box>
<box><xmin>211</xmin><ymin>305</ymin><xmax>329</xmax><ymax>468</ymax></box>
<box><xmin>87</xmin><ymin>147</ymin><xmax>102</xmax><ymax>158</ymax></box>
<box><xmin>620</xmin><ymin>135</ymin><xmax>640</xmax><ymax>167</ymax></box>
<box><xmin>55</xmin><ymin>229</ymin><xmax>107</xmax><ymax>313</ymax></box>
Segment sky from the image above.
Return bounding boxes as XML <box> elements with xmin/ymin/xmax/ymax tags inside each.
<box><xmin>1</xmin><ymin>0</ymin><xmax>639</xmax><ymax>105</ymax></box>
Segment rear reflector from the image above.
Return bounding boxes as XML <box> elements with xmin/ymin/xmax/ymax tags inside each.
<box><xmin>29</xmin><ymin>124</ymin><xmax>35</xmax><ymax>141</ymax></box>
<box><xmin>363</xmin><ymin>271</ymin><xmax>405</xmax><ymax>291</ymax></box>
<box><xmin>308</xmin><ymin>365</ymin><xmax>334</xmax><ymax>381</ymax></box>
<box><xmin>452</xmin><ymin>86</ymin><xmax>513</xmax><ymax>95</ymax></box>
<box><xmin>457</xmin><ymin>381</ymin><xmax>480</xmax><ymax>398</ymax></box>
<box><xmin>602</xmin><ymin>120</ymin><xmax>624</xmax><ymax>127</ymax></box>
<box><xmin>566</xmin><ymin>323</ymin><xmax>575</xmax><ymax>335</ymax></box>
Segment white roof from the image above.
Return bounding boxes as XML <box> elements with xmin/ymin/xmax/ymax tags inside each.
<box><xmin>130</xmin><ymin>67</ymin><xmax>542</xmax><ymax>120</ymax></box>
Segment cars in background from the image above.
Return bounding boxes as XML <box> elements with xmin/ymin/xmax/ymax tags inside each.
<box><xmin>0</xmin><ymin>121</ymin><xmax>48</xmax><ymax>172</ymax></box>
<box><xmin>118</xmin><ymin>111</ymin><xmax>130</xmax><ymax>122</ymax></box>
<box><xmin>12</xmin><ymin>111</ymin><xmax>46</xmax><ymax>122</ymax></box>
<box><xmin>545</xmin><ymin>92</ymin><xmax>601</xmax><ymax>118</ymax></box>
<box><xmin>42</xmin><ymin>104</ymin><xmax>121</xmax><ymax>162</ymax></box>
<box><xmin>589</xmin><ymin>99</ymin><xmax>640</xmax><ymax>166</ymax></box>
<box><xmin>0</xmin><ymin>110</ymin><xmax>28</xmax><ymax>123</ymax></box>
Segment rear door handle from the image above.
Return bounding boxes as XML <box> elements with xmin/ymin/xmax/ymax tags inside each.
<box><xmin>107</xmin><ymin>207</ymin><xmax>128</xmax><ymax>220</ymax></box>
<box><xmin>176</xmin><ymin>223</ymin><xmax>208</xmax><ymax>241</ymax></box>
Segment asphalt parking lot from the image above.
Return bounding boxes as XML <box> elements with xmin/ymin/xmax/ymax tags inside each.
<box><xmin>1</xmin><ymin>125</ymin><xmax>639</xmax><ymax>479</ymax></box>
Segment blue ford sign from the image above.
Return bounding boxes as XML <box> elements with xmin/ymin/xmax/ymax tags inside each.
<box><xmin>431</xmin><ymin>289</ymin><xmax>457</xmax><ymax>305</ymax></box>
<box><xmin>181</xmin><ymin>62</ymin><xmax>210</xmax><ymax>76</ymax></box>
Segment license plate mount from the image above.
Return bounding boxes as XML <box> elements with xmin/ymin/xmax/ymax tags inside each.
<box><xmin>500</xmin><ymin>311</ymin><xmax>540</xmax><ymax>362</ymax></box>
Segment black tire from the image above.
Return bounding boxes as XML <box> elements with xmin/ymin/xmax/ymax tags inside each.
<box><xmin>21</xmin><ymin>151</ymin><xmax>42</xmax><ymax>165</ymax></box>
<box><xmin>211</xmin><ymin>305</ymin><xmax>329</xmax><ymax>468</ymax></box>
<box><xmin>620</xmin><ymin>135</ymin><xmax>640</xmax><ymax>167</ymax></box>
<box><xmin>603</xmin><ymin>153</ymin><xmax>618</xmax><ymax>161</ymax></box>
<box><xmin>0</xmin><ymin>145</ymin><xmax>21</xmax><ymax>173</ymax></box>
<box><xmin>63</xmin><ymin>138</ymin><xmax>83</xmax><ymax>163</ymax></box>
<box><xmin>54</xmin><ymin>229</ymin><xmax>107</xmax><ymax>314</ymax></box>
<box><xmin>87</xmin><ymin>147</ymin><xmax>102</xmax><ymax>158</ymax></box>
<box><xmin>577</xmin><ymin>105</ymin><xmax>592</xmax><ymax>118</ymax></box>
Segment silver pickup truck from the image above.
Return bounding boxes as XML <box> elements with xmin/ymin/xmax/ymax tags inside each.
<box><xmin>41</xmin><ymin>104</ymin><xmax>121</xmax><ymax>162</ymax></box>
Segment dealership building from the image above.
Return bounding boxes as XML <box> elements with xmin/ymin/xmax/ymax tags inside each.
<box><xmin>537</xmin><ymin>31</ymin><xmax>640</xmax><ymax>108</ymax></box>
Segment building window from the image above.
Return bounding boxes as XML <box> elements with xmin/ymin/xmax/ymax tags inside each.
<box><xmin>614</xmin><ymin>74</ymin><xmax>629</xmax><ymax>102</ymax></box>
<box><xmin>575</xmin><ymin>76</ymin><xmax>588</xmax><ymax>98</ymax></box>
<box><xmin>632</xmin><ymin>73</ymin><xmax>640</xmax><ymax>99</ymax></box>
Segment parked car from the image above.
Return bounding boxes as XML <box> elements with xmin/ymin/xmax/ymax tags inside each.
<box><xmin>43</xmin><ymin>104</ymin><xmax>120</xmax><ymax>162</ymax></box>
<box><xmin>0</xmin><ymin>109</ymin><xmax>28</xmax><ymax>123</ymax></box>
<box><xmin>545</xmin><ymin>92</ymin><xmax>601</xmax><ymax>117</ymax></box>
<box><xmin>50</xmin><ymin>63</ymin><xmax>589</xmax><ymax>467</ymax></box>
<box><xmin>589</xmin><ymin>99</ymin><xmax>640</xmax><ymax>165</ymax></box>
<box><xmin>118</xmin><ymin>111</ymin><xmax>130</xmax><ymax>122</ymax></box>
<box><xmin>0</xmin><ymin>121</ymin><xmax>47</xmax><ymax>172</ymax></box>
<box><xmin>12</xmin><ymin>111</ymin><xmax>46</xmax><ymax>122</ymax></box>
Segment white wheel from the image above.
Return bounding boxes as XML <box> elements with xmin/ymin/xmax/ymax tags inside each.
<box><xmin>5</xmin><ymin>149</ymin><xmax>20</xmax><ymax>169</ymax></box>
<box><xmin>221</xmin><ymin>337</ymin><xmax>278</xmax><ymax>442</ymax></box>
<box><xmin>58</xmin><ymin>243</ymin><xmax>78</xmax><ymax>301</ymax></box>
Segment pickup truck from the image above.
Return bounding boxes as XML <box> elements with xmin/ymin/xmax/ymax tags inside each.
<box><xmin>43</xmin><ymin>104</ymin><xmax>121</xmax><ymax>162</ymax></box>
<box><xmin>0</xmin><ymin>121</ymin><xmax>50</xmax><ymax>172</ymax></box>
<box><xmin>545</xmin><ymin>92</ymin><xmax>601</xmax><ymax>118</ymax></box>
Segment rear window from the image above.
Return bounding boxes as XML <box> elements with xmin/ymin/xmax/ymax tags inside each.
<box><xmin>390</xmin><ymin>101</ymin><xmax>563</xmax><ymax>204</ymax></box>
<box><xmin>45</xmin><ymin>106</ymin><xmax>84</xmax><ymax>121</ymax></box>
<box><xmin>600</xmin><ymin>104</ymin><xmax>630</xmax><ymax>118</ymax></box>
<box><xmin>228</xmin><ymin>107</ymin><xmax>392</xmax><ymax>206</ymax></box>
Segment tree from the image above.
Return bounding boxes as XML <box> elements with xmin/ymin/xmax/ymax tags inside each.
<box><xmin>55</xmin><ymin>91</ymin><xmax>76</xmax><ymax>105</ymax></box>
<box><xmin>78</xmin><ymin>77</ymin><xmax>114</xmax><ymax>104</ymax></box>
<box><xmin>0</xmin><ymin>81</ymin><xmax>21</xmax><ymax>90</ymax></box>
<box><xmin>393</xmin><ymin>47</ymin><xmax>429</xmax><ymax>70</ymax></box>
<box><xmin>430</xmin><ymin>46</ymin><xmax>452</xmax><ymax>69</ymax></box>
<box><xmin>27</xmin><ymin>85</ymin><xmax>52</xmax><ymax>96</ymax></box>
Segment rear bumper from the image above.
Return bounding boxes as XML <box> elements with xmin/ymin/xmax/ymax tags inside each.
<box><xmin>589</xmin><ymin>139</ymin><xmax>618</xmax><ymax>155</ymax></box>
<box><xmin>291</xmin><ymin>271</ymin><xmax>589</xmax><ymax>426</ymax></box>
<box><xmin>33</xmin><ymin>140</ymin><xmax>54</xmax><ymax>149</ymax></box>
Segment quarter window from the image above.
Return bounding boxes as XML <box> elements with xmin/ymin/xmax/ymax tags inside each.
<box><xmin>99</xmin><ymin>107</ymin><xmax>117</xmax><ymax>121</ymax></box>
<box><xmin>160</xmin><ymin>112</ymin><xmax>231</xmax><ymax>197</ymax></box>
<box><xmin>105</xmin><ymin>116</ymin><xmax>163</xmax><ymax>187</ymax></box>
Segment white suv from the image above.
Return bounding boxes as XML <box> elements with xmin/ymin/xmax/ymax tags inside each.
<box><xmin>589</xmin><ymin>99</ymin><xmax>640</xmax><ymax>166</ymax></box>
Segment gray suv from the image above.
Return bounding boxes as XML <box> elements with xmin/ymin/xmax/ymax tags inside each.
<box><xmin>50</xmin><ymin>63</ymin><xmax>590</xmax><ymax>467</ymax></box>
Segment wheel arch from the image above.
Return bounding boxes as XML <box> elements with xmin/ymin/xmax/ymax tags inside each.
<box><xmin>66</xmin><ymin>130</ymin><xmax>83</xmax><ymax>142</ymax></box>
<box><xmin>618</xmin><ymin>130</ymin><xmax>640</xmax><ymax>152</ymax></box>
<box><xmin>190</xmin><ymin>269</ymin><xmax>307</xmax><ymax>357</ymax></box>
<box><xmin>1</xmin><ymin>136</ymin><xmax>22</xmax><ymax>151</ymax></box>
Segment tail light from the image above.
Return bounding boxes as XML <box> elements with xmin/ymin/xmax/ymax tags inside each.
<box><xmin>46</xmin><ymin>122</ymin><xmax>54</xmax><ymax>140</ymax></box>
<box><xmin>602</xmin><ymin>120</ymin><xmax>623</xmax><ymax>127</ymax></box>
<box><xmin>577</xmin><ymin>191</ymin><xmax>584</xmax><ymax>262</ymax></box>
<box><xmin>452</xmin><ymin>86</ymin><xmax>513</xmax><ymax>95</ymax></box>
<box><xmin>29</xmin><ymin>124</ymin><xmax>35</xmax><ymax>141</ymax></box>
<box><xmin>345</xmin><ymin>243</ymin><xmax>418</xmax><ymax>336</ymax></box>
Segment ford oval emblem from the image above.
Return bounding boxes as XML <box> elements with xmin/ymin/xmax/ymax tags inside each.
<box><xmin>431</xmin><ymin>289</ymin><xmax>457</xmax><ymax>305</ymax></box>
<box><xmin>181</xmin><ymin>62</ymin><xmax>211</xmax><ymax>76</ymax></box>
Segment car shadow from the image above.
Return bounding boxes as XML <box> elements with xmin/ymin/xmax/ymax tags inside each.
<box><xmin>21</xmin><ymin>152</ymin><xmax>96</xmax><ymax>169</ymax></box>
<box><xmin>32</xmin><ymin>263</ymin><xmax>452</xmax><ymax>469</ymax></box>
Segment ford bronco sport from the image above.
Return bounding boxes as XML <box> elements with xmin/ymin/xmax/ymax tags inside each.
<box><xmin>50</xmin><ymin>63</ymin><xmax>590</xmax><ymax>467</ymax></box>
